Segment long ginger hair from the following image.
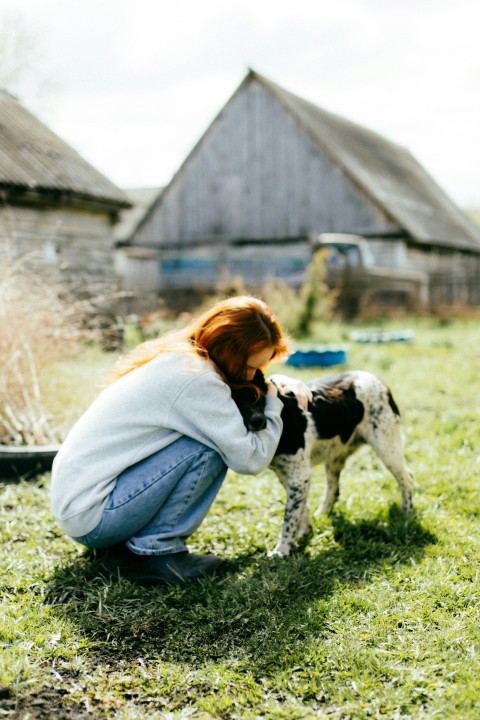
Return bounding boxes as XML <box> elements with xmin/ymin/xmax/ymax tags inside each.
<box><xmin>110</xmin><ymin>296</ymin><xmax>288</xmax><ymax>385</ymax></box>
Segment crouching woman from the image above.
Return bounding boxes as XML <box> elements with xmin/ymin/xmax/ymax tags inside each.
<box><xmin>50</xmin><ymin>296</ymin><xmax>306</xmax><ymax>584</ymax></box>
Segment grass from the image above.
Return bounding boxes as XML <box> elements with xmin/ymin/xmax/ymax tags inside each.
<box><xmin>1</xmin><ymin>317</ymin><xmax>480</xmax><ymax>719</ymax></box>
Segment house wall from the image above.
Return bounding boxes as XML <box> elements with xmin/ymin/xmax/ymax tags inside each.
<box><xmin>0</xmin><ymin>203</ymin><xmax>117</xmax><ymax>291</ymax></box>
<box><xmin>133</xmin><ymin>81</ymin><xmax>399</xmax><ymax>249</ymax></box>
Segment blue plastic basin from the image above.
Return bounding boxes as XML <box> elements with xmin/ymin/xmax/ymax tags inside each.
<box><xmin>285</xmin><ymin>346</ymin><xmax>348</xmax><ymax>368</ymax></box>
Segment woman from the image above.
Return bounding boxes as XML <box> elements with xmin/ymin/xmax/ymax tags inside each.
<box><xmin>51</xmin><ymin>296</ymin><xmax>310</xmax><ymax>584</ymax></box>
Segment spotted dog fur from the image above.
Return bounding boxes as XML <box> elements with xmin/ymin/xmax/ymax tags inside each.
<box><xmin>233</xmin><ymin>370</ymin><xmax>414</xmax><ymax>557</ymax></box>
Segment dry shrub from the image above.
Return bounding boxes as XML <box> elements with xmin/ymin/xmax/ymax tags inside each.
<box><xmin>0</xmin><ymin>249</ymin><xmax>98</xmax><ymax>445</ymax></box>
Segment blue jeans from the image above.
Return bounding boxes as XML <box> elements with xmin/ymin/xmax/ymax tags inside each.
<box><xmin>73</xmin><ymin>436</ymin><xmax>228</xmax><ymax>555</ymax></box>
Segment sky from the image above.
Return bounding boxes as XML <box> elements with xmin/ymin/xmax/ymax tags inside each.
<box><xmin>2</xmin><ymin>0</ymin><xmax>480</xmax><ymax>207</ymax></box>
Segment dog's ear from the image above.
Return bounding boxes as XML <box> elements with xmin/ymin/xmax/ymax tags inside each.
<box><xmin>252</xmin><ymin>369</ymin><xmax>268</xmax><ymax>393</ymax></box>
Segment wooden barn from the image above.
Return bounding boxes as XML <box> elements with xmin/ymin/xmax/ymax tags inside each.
<box><xmin>119</xmin><ymin>69</ymin><xmax>480</xmax><ymax>310</ymax></box>
<box><xmin>0</xmin><ymin>89</ymin><xmax>131</xmax><ymax>294</ymax></box>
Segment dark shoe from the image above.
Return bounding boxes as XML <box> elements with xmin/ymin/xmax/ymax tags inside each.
<box><xmin>90</xmin><ymin>542</ymin><xmax>132</xmax><ymax>559</ymax></box>
<box><xmin>113</xmin><ymin>550</ymin><xmax>228</xmax><ymax>585</ymax></box>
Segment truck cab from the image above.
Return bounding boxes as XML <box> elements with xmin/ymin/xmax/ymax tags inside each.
<box><xmin>312</xmin><ymin>233</ymin><xmax>429</xmax><ymax>316</ymax></box>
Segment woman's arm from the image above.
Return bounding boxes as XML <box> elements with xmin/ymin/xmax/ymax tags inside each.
<box><xmin>167</xmin><ymin>369</ymin><xmax>284</xmax><ymax>475</ymax></box>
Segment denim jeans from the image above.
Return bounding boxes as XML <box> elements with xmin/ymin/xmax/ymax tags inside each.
<box><xmin>72</xmin><ymin>436</ymin><xmax>228</xmax><ymax>555</ymax></box>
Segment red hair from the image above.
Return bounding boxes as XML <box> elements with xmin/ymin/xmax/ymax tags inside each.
<box><xmin>110</xmin><ymin>296</ymin><xmax>288</xmax><ymax>385</ymax></box>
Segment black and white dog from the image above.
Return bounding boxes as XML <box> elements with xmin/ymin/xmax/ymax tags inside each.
<box><xmin>233</xmin><ymin>370</ymin><xmax>414</xmax><ymax>557</ymax></box>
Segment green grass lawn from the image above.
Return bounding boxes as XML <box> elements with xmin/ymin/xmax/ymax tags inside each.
<box><xmin>1</xmin><ymin>317</ymin><xmax>480</xmax><ymax>719</ymax></box>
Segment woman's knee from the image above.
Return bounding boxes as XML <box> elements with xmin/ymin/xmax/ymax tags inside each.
<box><xmin>202</xmin><ymin>447</ymin><xmax>228</xmax><ymax>479</ymax></box>
<box><xmin>167</xmin><ymin>437</ymin><xmax>227</xmax><ymax>481</ymax></box>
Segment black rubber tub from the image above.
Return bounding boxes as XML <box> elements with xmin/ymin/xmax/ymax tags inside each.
<box><xmin>0</xmin><ymin>445</ymin><xmax>59</xmax><ymax>479</ymax></box>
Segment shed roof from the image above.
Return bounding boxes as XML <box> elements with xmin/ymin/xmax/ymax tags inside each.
<box><xmin>0</xmin><ymin>89</ymin><xmax>130</xmax><ymax>209</ymax></box>
<box><xmin>247</xmin><ymin>70</ymin><xmax>480</xmax><ymax>252</ymax></box>
<box><xmin>114</xmin><ymin>187</ymin><xmax>164</xmax><ymax>243</ymax></box>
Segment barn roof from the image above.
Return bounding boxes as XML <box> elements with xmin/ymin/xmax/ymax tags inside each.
<box><xmin>247</xmin><ymin>70</ymin><xmax>480</xmax><ymax>252</ymax></box>
<box><xmin>0</xmin><ymin>89</ymin><xmax>130</xmax><ymax>210</ymax></box>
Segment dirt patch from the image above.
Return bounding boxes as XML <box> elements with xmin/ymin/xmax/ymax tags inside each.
<box><xmin>0</xmin><ymin>684</ymin><xmax>107</xmax><ymax>720</ymax></box>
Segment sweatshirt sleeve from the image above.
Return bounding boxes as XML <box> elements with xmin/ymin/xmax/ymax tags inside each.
<box><xmin>166</xmin><ymin>370</ymin><xmax>283</xmax><ymax>475</ymax></box>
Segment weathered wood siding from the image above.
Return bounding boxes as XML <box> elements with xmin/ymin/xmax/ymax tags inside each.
<box><xmin>405</xmin><ymin>245</ymin><xmax>480</xmax><ymax>305</ymax></box>
<box><xmin>368</xmin><ymin>238</ymin><xmax>480</xmax><ymax>306</ymax></box>
<box><xmin>133</xmin><ymin>81</ymin><xmax>399</xmax><ymax>248</ymax></box>
<box><xmin>0</xmin><ymin>204</ymin><xmax>117</xmax><ymax>290</ymax></box>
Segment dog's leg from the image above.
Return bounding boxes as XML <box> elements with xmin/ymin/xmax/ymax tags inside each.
<box><xmin>320</xmin><ymin>462</ymin><xmax>343</xmax><ymax>513</ymax></box>
<box><xmin>297</xmin><ymin>497</ymin><xmax>313</xmax><ymax>540</ymax></box>
<box><xmin>381</xmin><ymin>450</ymin><xmax>414</xmax><ymax>512</ymax></box>
<box><xmin>270</xmin><ymin>459</ymin><xmax>312</xmax><ymax>557</ymax></box>
<box><xmin>363</xmin><ymin>418</ymin><xmax>414</xmax><ymax>512</ymax></box>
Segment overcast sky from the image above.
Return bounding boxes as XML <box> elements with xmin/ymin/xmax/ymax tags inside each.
<box><xmin>2</xmin><ymin>0</ymin><xmax>479</xmax><ymax>207</ymax></box>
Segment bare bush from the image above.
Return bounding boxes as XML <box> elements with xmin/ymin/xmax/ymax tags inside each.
<box><xmin>0</xmin><ymin>248</ymin><xmax>98</xmax><ymax>445</ymax></box>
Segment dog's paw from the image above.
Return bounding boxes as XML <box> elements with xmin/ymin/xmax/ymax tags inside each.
<box><xmin>268</xmin><ymin>544</ymin><xmax>291</xmax><ymax>559</ymax></box>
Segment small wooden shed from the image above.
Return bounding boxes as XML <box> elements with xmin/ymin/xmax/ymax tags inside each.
<box><xmin>0</xmin><ymin>89</ymin><xmax>131</xmax><ymax>293</ymax></box>
<box><xmin>121</xmin><ymin>69</ymin><xmax>480</xmax><ymax>309</ymax></box>
<box><xmin>114</xmin><ymin>187</ymin><xmax>164</xmax><ymax>306</ymax></box>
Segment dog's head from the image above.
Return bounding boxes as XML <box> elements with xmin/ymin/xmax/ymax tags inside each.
<box><xmin>231</xmin><ymin>370</ymin><xmax>268</xmax><ymax>432</ymax></box>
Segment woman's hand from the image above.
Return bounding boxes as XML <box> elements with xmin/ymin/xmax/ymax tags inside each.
<box><xmin>268</xmin><ymin>374</ymin><xmax>313</xmax><ymax>411</ymax></box>
<box><xmin>265</xmin><ymin>380</ymin><xmax>278</xmax><ymax>398</ymax></box>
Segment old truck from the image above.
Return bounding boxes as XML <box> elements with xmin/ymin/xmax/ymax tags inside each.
<box><xmin>312</xmin><ymin>233</ymin><xmax>429</xmax><ymax>316</ymax></box>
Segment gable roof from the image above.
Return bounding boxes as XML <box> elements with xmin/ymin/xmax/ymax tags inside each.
<box><xmin>0</xmin><ymin>89</ymin><xmax>130</xmax><ymax>210</ymax></box>
<box><xmin>114</xmin><ymin>187</ymin><xmax>164</xmax><ymax>243</ymax></box>
<box><xmin>247</xmin><ymin>70</ymin><xmax>480</xmax><ymax>252</ymax></box>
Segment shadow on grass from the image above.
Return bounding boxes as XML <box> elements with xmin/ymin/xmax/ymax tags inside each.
<box><xmin>45</xmin><ymin>505</ymin><xmax>436</xmax><ymax>672</ymax></box>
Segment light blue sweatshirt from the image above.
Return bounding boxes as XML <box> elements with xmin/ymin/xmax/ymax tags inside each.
<box><xmin>50</xmin><ymin>353</ymin><xmax>283</xmax><ymax>537</ymax></box>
